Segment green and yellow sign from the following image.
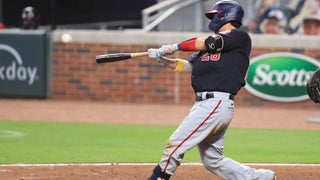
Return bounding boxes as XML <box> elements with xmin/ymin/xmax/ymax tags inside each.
<box><xmin>245</xmin><ymin>52</ymin><xmax>320</xmax><ymax>102</ymax></box>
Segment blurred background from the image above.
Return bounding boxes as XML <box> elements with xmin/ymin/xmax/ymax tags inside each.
<box><xmin>0</xmin><ymin>0</ymin><xmax>319</xmax><ymax>107</ymax></box>
<box><xmin>0</xmin><ymin>0</ymin><xmax>318</xmax><ymax>34</ymax></box>
<box><xmin>0</xmin><ymin>0</ymin><xmax>155</xmax><ymax>30</ymax></box>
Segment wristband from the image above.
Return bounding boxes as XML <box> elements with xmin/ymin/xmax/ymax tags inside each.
<box><xmin>179</xmin><ymin>38</ymin><xmax>197</xmax><ymax>51</ymax></box>
<box><xmin>174</xmin><ymin>59</ymin><xmax>185</xmax><ymax>72</ymax></box>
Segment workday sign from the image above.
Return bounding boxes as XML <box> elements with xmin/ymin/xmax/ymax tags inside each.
<box><xmin>0</xmin><ymin>44</ymin><xmax>38</xmax><ymax>85</ymax></box>
<box><xmin>245</xmin><ymin>52</ymin><xmax>320</xmax><ymax>102</ymax></box>
<box><xmin>0</xmin><ymin>30</ymin><xmax>50</xmax><ymax>98</ymax></box>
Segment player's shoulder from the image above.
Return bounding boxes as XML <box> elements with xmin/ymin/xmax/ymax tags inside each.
<box><xmin>218</xmin><ymin>29</ymin><xmax>251</xmax><ymax>48</ymax></box>
<box><xmin>219</xmin><ymin>29</ymin><xmax>249</xmax><ymax>36</ymax></box>
<box><xmin>223</xmin><ymin>29</ymin><xmax>251</xmax><ymax>43</ymax></box>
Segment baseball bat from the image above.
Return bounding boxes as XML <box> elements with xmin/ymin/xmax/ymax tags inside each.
<box><xmin>96</xmin><ymin>52</ymin><xmax>149</xmax><ymax>64</ymax></box>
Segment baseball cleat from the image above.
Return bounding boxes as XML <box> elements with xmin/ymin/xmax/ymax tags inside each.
<box><xmin>273</xmin><ymin>175</ymin><xmax>277</xmax><ymax>180</ymax></box>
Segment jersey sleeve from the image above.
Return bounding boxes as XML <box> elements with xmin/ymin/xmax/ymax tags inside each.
<box><xmin>218</xmin><ymin>29</ymin><xmax>251</xmax><ymax>56</ymax></box>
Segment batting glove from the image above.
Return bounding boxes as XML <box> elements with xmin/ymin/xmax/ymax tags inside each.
<box><xmin>159</xmin><ymin>44</ymin><xmax>179</xmax><ymax>55</ymax></box>
<box><xmin>148</xmin><ymin>44</ymin><xmax>179</xmax><ymax>57</ymax></box>
<box><xmin>147</xmin><ymin>48</ymin><xmax>163</xmax><ymax>64</ymax></box>
<box><xmin>148</xmin><ymin>48</ymin><xmax>166</xmax><ymax>65</ymax></box>
<box><xmin>148</xmin><ymin>44</ymin><xmax>179</xmax><ymax>64</ymax></box>
<box><xmin>148</xmin><ymin>48</ymin><xmax>161</xmax><ymax>58</ymax></box>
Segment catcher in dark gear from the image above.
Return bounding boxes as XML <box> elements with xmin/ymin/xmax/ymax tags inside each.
<box><xmin>306</xmin><ymin>69</ymin><xmax>320</xmax><ymax>103</ymax></box>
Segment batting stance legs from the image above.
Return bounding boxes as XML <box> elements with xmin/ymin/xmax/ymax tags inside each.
<box><xmin>149</xmin><ymin>95</ymin><xmax>274</xmax><ymax>180</ymax></box>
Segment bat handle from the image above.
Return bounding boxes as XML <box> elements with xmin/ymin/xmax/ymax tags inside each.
<box><xmin>131</xmin><ymin>52</ymin><xmax>149</xmax><ymax>58</ymax></box>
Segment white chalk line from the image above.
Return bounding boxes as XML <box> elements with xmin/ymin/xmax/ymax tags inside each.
<box><xmin>0</xmin><ymin>163</ymin><xmax>319</xmax><ymax>167</ymax></box>
<box><xmin>0</xmin><ymin>130</ymin><xmax>26</xmax><ymax>138</ymax></box>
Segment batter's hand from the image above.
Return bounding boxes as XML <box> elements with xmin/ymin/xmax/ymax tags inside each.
<box><xmin>148</xmin><ymin>48</ymin><xmax>166</xmax><ymax>65</ymax></box>
<box><xmin>148</xmin><ymin>44</ymin><xmax>179</xmax><ymax>57</ymax></box>
<box><xmin>148</xmin><ymin>48</ymin><xmax>161</xmax><ymax>58</ymax></box>
<box><xmin>159</xmin><ymin>44</ymin><xmax>179</xmax><ymax>55</ymax></box>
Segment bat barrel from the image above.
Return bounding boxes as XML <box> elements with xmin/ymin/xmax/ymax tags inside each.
<box><xmin>96</xmin><ymin>53</ymin><xmax>131</xmax><ymax>63</ymax></box>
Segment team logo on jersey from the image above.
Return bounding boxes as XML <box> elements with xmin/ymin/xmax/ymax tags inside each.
<box><xmin>245</xmin><ymin>52</ymin><xmax>320</xmax><ymax>102</ymax></box>
<box><xmin>201</xmin><ymin>53</ymin><xmax>221</xmax><ymax>61</ymax></box>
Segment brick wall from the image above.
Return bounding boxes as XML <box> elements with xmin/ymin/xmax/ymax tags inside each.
<box><xmin>52</xmin><ymin>42</ymin><xmax>194</xmax><ymax>103</ymax></box>
<box><xmin>51</xmin><ymin>30</ymin><xmax>320</xmax><ymax>109</ymax></box>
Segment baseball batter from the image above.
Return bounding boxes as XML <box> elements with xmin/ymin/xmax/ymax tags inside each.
<box><xmin>147</xmin><ymin>1</ymin><xmax>276</xmax><ymax>180</ymax></box>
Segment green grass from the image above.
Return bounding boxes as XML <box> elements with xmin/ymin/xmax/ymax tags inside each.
<box><xmin>0</xmin><ymin>120</ymin><xmax>319</xmax><ymax>164</ymax></box>
<box><xmin>224</xmin><ymin>129</ymin><xmax>320</xmax><ymax>163</ymax></box>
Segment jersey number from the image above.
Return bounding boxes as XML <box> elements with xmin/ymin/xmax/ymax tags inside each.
<box><xmin>201</xmin><ymin>53</ymin><xmax>221</xmax><ymax>61</ymax></box>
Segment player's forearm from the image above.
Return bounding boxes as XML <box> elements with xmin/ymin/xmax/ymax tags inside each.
<box><xmin>178</xmin><ymin>37</ymin><xmax>207</xmax><ymax>51</ymax></box>
<box><xmin>177</xmin><ymin>35</ymin><xmax>223</xmax><ymax>53</ymax></box>
<box><xmin>154</xmin><ymin>35</ymin><xmax>221</xmax><ymax>57</ymax></box>
<box><xmin>166</xmin><ymin>60</ymin><xmax>178</xmax><ymax>70</ymax></box>
<box><xmin>157</xmin><ymin>56</ymin><xmax>191</xmax><ymax>73</ymax></box>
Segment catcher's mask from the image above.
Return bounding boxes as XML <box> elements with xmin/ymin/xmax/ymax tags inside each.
<box><xmin>306</xmin><ymin>69</ymin><xmax>320</xmax><ymax>103</ymax></box>
<box><xmin>205</xmin><ymin>0</ymin><xmax>244</xmax><ymax>32</ymax></box>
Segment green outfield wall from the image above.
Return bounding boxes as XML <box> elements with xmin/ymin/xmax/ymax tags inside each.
<box><xmin>0</xmin><ymin>30</ymin><xmax>51</xmax><ymax>98</ymax></box>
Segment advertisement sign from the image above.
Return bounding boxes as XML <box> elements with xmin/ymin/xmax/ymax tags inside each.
<box><xmin>245</xmin><ymin>52</ymin><xmax>320</xmax><ymax>102</ymax></box>
<box><xmin>0</xmin><ymin>30</ymin><xmax>50</xmax><ymax>98</ymax></box>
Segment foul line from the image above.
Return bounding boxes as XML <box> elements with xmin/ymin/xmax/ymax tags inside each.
<box><xmin>0</xmin><ymin>163</ymin><xmax>319</xmax><ymax>167</ymax></box>
<box><xmin>0</xmin><ymin>130</ymin><xmax>26</xmax><ymax>138</ymax></box>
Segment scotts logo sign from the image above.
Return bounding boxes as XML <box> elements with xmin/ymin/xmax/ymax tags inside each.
<box><xmin>0</xmin><ymin>44</ymin><xmax>38</xmax><ymax>85</ymax></box>
<box><xmin>245</xmin><ymin>52</ymin><xmax>320</xmax><ymax>102</ymax></box>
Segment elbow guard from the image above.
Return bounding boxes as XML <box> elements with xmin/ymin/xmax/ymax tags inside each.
<box><xmin>204</xmin><ymin>35</ymin><xmax>223</xmax><ymax>53</ymax></box>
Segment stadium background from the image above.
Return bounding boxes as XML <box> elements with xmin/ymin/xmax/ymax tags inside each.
<box><xmin>0</xmin><ymin>0</ymin><xmax>319</xmax><ymax>108</ymax></box>
<box><xmin>50</xmin><ymin>30</ymin><xmax>320</xmax><ymax>109</ymax></box>
<box><xmin>0</xmin><ymin>0</ymin><xmax>319</xmax><ymax>179</ymax></box>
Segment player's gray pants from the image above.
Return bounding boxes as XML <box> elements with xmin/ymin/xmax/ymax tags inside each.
<box><xmin>158</xmin><ymin>93</ymin><xmax>274</xmax><ymax>180</ymax></box>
